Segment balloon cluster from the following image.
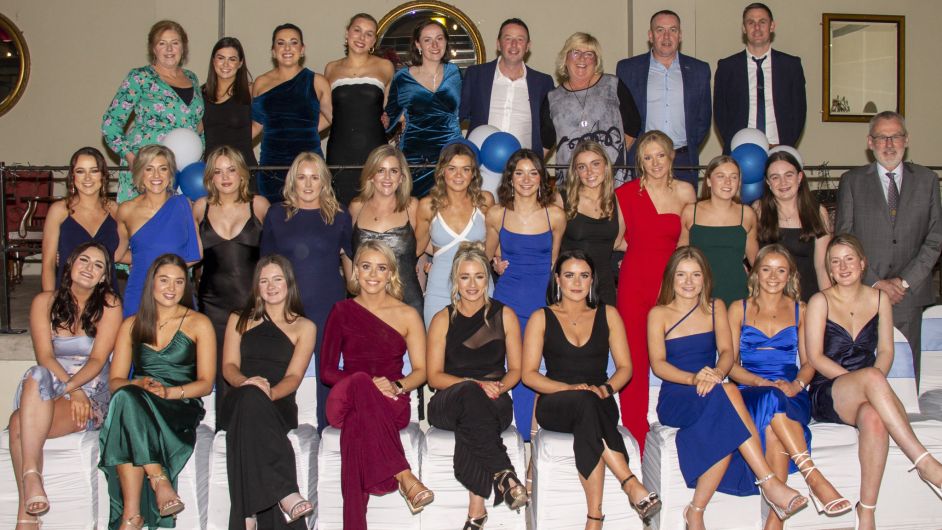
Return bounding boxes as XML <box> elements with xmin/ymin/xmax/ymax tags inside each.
<box><xmin>161</xmin><ymin>128</ymin><xmax>207</xmax><ymax>201</ymax></box>
<box><xmin>445</xmin><ymin>125</ymin><xmax>522</xmax><ymax>195</ymax></box>
<box><xmin>729</xmin><ymin>129</ymin><xmax>803</xmax><ymax>204</ymax></box>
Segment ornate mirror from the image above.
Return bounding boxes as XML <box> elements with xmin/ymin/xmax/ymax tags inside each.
<box><xmin>0</xmin><ymin>13</ymin><xmax>29</xmax><ymax>118</ymax></box>
<box><xmin>376</xmin><ymin>1</ymin><xmax>485</xmax><ymax>70</ymax></box>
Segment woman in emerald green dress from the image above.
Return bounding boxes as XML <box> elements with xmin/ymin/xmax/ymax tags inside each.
<box><xmin>99</xmin><ymin>253</ymin><xmax>216</xmax><ymax>529</ymax></box>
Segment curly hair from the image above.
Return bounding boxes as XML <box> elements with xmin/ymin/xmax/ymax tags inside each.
<box><xmin>51</xmin><ymin>242</ymin><xmax>118</xmax><ymax>337</ymax></box>
<box><xmin>747</xmin><ymin>244</ymin><xmax>801</xmax><ymax>304</ymax></box>
<box><xmin>428</xmin><ymin>143</ymin><xmax>487</xmax><ymax>215</ymax></box>
<box><xmin>65</xmin><ymin>147</ymin><xmax>111</xmax><ymax>213</ymax></box>
<box><xmin>203</xmin><ymin>146</ymin><xmax>253</xmax><ymax>205</ymax></box>
<box><xmin>496</xmin><ymin>149</ymin><xmax>553</xmax><ymax>208</ymax></box>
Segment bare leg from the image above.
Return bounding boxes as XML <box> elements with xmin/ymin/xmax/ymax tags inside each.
<box><xmin>142</xmin><ymin>463</ymin><xmax>182</xmax><ymax>516</ymax></box>
<box><xmin>762</xmin><ymin>426</ymin><xmax>787</xmax><ymax>530</ymax></box>
<box><xmin>598</xmin><ymin>439</ymin><xmax>655</xmax><ymax>506</ymax></box>
<box><xmin>579</xmin><ymin>459</ymin><xmax>605</xmax><ymax>530</ymax></box>
<box><xmin>467</xmin><ymin>491</ymin><xmax>487</xmax><ymax>519</ymax></box>
<box><xmin>395</xmin><ymin>469</ymin><xmax>433</xmax><ymax>510</ymax></box>
<box><xmin>852</xmin><ymin>403</ymin><xmax>888</xmax><ymax>530</ymax></box>
<box><xmin>116</xmin><ymin>463</ymin><xmax>145</xmax><ymax>525</ymax></box>
<box><xmin>686</xmin><ymin>454</ymin><xmax>732</xmax><ymax>530</ymax></box>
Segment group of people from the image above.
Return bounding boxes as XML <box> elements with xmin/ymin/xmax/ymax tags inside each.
<box><xmin>8</xmin><ymin>2</ymin><xmax>942</xmax><ymax>530</ymax></box>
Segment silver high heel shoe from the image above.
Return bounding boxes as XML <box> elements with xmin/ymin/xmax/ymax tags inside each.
<box><xmin>754</xmin><ymin>473</ymin><xmax>808</xmax><ymax>521</ymax></box>
<box><xmin>910</xmin><ymin>451</ymin><xmax>942</xmax><ymax>499</ymax></box>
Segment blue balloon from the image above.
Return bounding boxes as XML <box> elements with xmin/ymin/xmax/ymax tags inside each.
<box><xmin>443</xmin><ymin>138</ymin><xmax>480</xmax><ymax>161</ymax></box>
<box><xmin>741</xmin><ymin>181</ymin><xmax>765</xmax><ymax>205</ymax></box>
<box><xmin>480</xmin><ymin>132</ymin><xmax>522</xmax><ymax>173</ymax></box>
<box><xmin>177</xmin><ymin>161</ymin><xmax>207</xmax><ymax>201</ymax></box>
<box><xmin>731</xmin><ymin>143</ymin><xmax>768</xmax><ymax>184</ymax></box>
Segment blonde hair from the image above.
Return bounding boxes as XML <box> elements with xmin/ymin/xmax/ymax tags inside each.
<box><xmin>428</xmin><ymin>143</ymin><xmax>487</xmax><ymax>215</ymax></box>
<box><xmin>282</xmin><ymin>152</ymin><xmax>342</xmax><ymax>224</ymax></box>
<box><xmin>747</xmin><ymin>244</ymin><xmax>801</xmax><ymax>303</ymax></box>
<box><xmin>565</xmin><ymin>140</ymin><xmax>615</xmax><ymax>221</ymax></box>
<box><xmin>132</xmin><ymin>144</ymin><xmax>177</xmax><ymax>194</ymax></box>
<box><xmin>825</xmin><ymin>233</ymin><xmax>867</xmax><ymax>286</ymax></box>
<box><xmin>355</xmin><ymin>145</ymin><xmax>412</xmax><ymax>211</ymax></box>
<box><xmin>448</xmin><ymin>241</ymin><xmax>492</xmax><ymax>322</ymax></box>
<box><xmin>203</xmin><ymin>146</ymin><xmax>252</xmax><ymax>205</ymax></box>
<box><xmin>656</xmin><ymin>246</ymin><xmax>714</xmax><ymax>311</ymax></box>
<box><xmin>555</xmin><ymin>32</ymin><xmax>604</xmax><ymax>84</ymax></box>
<box><xmin>348</xmin><ymin>239</ymin><xmax>404</xmax><ymax>300</ymax></box>
<box><xmin>635</xmin><ymin>130</ymin><xmax>676</xmax><ymax>190</ymax></box>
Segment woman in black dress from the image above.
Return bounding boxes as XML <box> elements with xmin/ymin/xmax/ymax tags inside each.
<box><xmin>221</xmin><ymin>255</ymin><xmax>316</xmax><ymax>529</ymax></box>
<box><xmin>754</xmin><ymin>151</ymin><xmax>831</xmax><ymax>301</ymax></box>
<box><xmin>522</xmin><ymin>249</ymin><xmax>660</xmax><ymax>527</ymax></box>
<box><xmin>426</xmin><ymin>242</ymin><xmax>528</xmax><ymax>529</ymax></box>
<box><xmin>202</xmin><ymin>37</ymin><xmax>257</xmax><ymax>170</ymax></box>
<box><xmin>194</xmin><ymin>146</ymin><xmax>270</xmax><ymax>430</ymax></box>
<box><xmin>559</xmin><ymin>140</ymin><xmax>625</xmax><ymax>305</ymax></box>
<box><xmin>805</xmin><ymin>234</ymin><xmax>942</xmax><ymax>529</ymax></box>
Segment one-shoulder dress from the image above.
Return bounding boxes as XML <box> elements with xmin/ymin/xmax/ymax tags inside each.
<box><xmin>124</xmin><ymin>195</ymin><xmax>201</xmax><ymax>318</ymax></box>
<box><xmin>353</xmin><ymin>221</ymin><xmax>423</xmax><ymax>317</ymax></box>
<box><xmin>656</xmin><ymin>303</ymin><xmax>751</xmax><ymax>493</ymax></box>
<box><xmin>424</xmin><ymin>208</ymin><xmax>488</xmax><ymax>326</ymax></box>
<box><xmin>327</xmin><ymin>77</ymin><xmax>387</xmax><ymax>206</ymax></box>
<box><xmin>320</xmin><ymin>299</ymin><xmax>413</xmax><ymax>530</ymax></box>
<box><xmin>98</xmin><ymin>315</ymin><xmax>205</xmax><ymax>529</ymax></box>
<box><xmin>56</xmin><ymin>214</ymin><xmax>120</xmax><ymax>289</ymax></box>
<box><xmin>725</xmin><ymin>300</ymin><xmax>811</xmax><ymax>495</ymax></box>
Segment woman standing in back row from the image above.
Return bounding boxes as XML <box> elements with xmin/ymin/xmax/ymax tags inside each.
<box><xmin>202</xmin><ymin>37</ymin><xmax>258</xmax><ymax>172</ymax></box>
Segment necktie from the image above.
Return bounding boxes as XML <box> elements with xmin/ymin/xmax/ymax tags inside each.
<box><xmin>753</xmin><ymin>56</ymin><xmax>766</xmax><ymax>133</ymax></box>
<box><xmin>887</xmin><ymin>171</ymin><xmax>899</xmax><ymax>223</ymax></box>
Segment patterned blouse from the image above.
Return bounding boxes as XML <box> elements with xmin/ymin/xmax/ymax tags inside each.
<box><xmin>101</xmin><ymin>65</ymin><xmax>204</xmax><ymax>201</ymax></box>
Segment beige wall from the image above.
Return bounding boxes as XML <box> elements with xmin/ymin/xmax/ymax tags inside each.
<box><xmin>0</xmin><ymin>0</ymin><xmax>939</xmax><ymax>168</ymax></box>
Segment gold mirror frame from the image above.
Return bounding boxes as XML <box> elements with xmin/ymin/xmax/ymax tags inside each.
<box><xmin>377</xmin><ymin>1</ymin><xmax>485</xmax><ymax>66</ymax></box>
<box><xmin>0</xmin><ymin>13</ymin><xmax>30</xmax><ymax>118</ymax></box>
<box><xmin>822</xmin><ymin>13</ymin><xmax>905</xmax><ymax>123</ymax></box>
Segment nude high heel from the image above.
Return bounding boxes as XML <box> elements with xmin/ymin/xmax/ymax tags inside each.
<box><xmin>683</xmin><ymin>502</ymin><xmax>704</xmax><ymax>529</ymax></box>
<box><xmin>790</xmin><ymin>450</ymin><xmax>852</xmax><ymax>515</ymax></box>
<box><xmin>910</xmin><ymin>451</ymin><xmax>942</xmax><ymax>499</ymax></box>
<box><xmin>754</xmin><ymin>473</ymin><xmax>808</xmax><ymax>521</ymax></box>
<box><xmin>854</xmin><ymin>501</ymin><xmax>876</xmax><ymax>530</ymax></box>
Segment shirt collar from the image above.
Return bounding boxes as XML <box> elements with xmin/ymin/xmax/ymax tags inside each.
<box><xmin>747</xmin><ymin>48</ymin><xmax>771</xmax><ymax>61</ymax></box>
<box><xmin>878</xmin><ymin>161</ymin><xmax>904</xmax><ymax>179</ymax></box>
<box><xmin>495</xmin><ymin>57</ymin><xmax>527</xmax><ymax>82</ymax></box>
<box><xmin>649</xmin><ymin>51</ymin><xmax>681</xmax><ymax>71</ymax></box>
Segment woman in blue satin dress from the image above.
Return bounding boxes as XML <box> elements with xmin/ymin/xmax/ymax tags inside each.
<box><xmin>384</xmin><ymin>19</ymin><xmax>462</xmax><ymax>197</ymax></box>
<box><xmin>649</xmin><ymin>246</ymin><xmax>808</xmax><ymax>530</ymax></box>
<box><xmin>727</xmin><ymin>245</ymin><xmax>850</xmax><ymax>529</ymax></box>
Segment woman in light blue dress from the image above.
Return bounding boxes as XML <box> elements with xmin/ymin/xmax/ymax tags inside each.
<box><xmin>8</xmin><ymin>242</ymin><xmax>123</xmax><ymax>529</ymax></box>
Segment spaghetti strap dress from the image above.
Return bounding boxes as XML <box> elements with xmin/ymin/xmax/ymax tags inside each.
<box><xmin>493</xmin><ymin>208</ymin><xmax>553</xmax><ymax>440</ymax></box>
<box><xmin>615</xmin><ymin>179</ymin><xmax>682</xmax><ymax>454</ymax></box>
<box><xmin>352</xmin><ymin>221</ymin><xmax>423</xmax><ymax>317</ymax></box>
<box><xmin>427</xmin><ymin>301</ymin><xmax>515</xmax><ymax>501</ymax></box>
<box><xmin>424</xmin><ymin>208</ymin><xmax>487</xmax><ymax>326</ymax></box>
<box><xmin>656</xmin><ymin>302</ymin><xmax>751</xmax><ymax>493</ymax></box>
<box><xmin>98</xmin><ymin>312</ymin><xmax>205</xmax><ymax>529</ymax></box>
<box><xmin>689</xmin><ymin>203</ymin><xmax>748</xmax><ymax>305</ymax></box>
<box><xmin>56</xmin><ymin>214</ymin><xmax>119</xmax><ymax>289</ymax></box>
<box><xmin>560</xmin><ymin>210</ymin><xmax>619</xmax><ymax>306</ymax></box>
<box><xmin>725</xmin><ymin>300</ymin><xmax>811</xmax><ymax>495</ymax></box>
<box><xmin>808</xmin><ymin>293</ymin><xmax>880</xmax><ymax>425</ymax></box>
<box><xmin>535</xmin><ymin>305</ymin><xmax>629</xmax><ymax>479</ymax></box>
<box><xmin>222</xmin><ymin>316</ymin><xmax>305</xmax><ymax>530</ymax></box>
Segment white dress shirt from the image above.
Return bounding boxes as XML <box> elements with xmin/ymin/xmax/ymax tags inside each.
<box><xmin>877</xmin><ymin>161</ymin><xmax>904</xmax><ymax>202</ymax></box>
<box><xmin>747</xmin><ymin>48</ymin><xmax>780</xmax><ymax>144</ymax></box>
<box><xmin>488</xmin><ymin>58</ymin><xmax>532</xmax><ymax>148</ymax></box>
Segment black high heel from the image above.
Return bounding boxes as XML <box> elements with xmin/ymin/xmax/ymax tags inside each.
<box><xmin>621</xmin><ymin>474</ymin><xmax>661</xmax><ymax>521</ymax></box>
<box><xmin>494</xmin><ymin>469</ymin><xmax>529</xmax><ymax>510</ymax></box>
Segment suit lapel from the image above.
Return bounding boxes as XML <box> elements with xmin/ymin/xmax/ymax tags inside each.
<box><xmin>479</xmin><ymin>60</ymin><xmax>497</xmax><ymax>117</ymax></box>
<box><xmin>896</xmin><ymin>163</ymin><xmax>918</xmax><ymax>227</ymax></box>
<box><xmin>637</xmin><ymin>56</ymin><xmax>649</xmax><ymax>124</ymax></box>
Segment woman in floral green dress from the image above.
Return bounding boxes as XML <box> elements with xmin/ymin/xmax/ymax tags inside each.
<box><xmin>101</xmin><ymin>20</ymin><xmax>204</xmax><ymax>202</ymax></box>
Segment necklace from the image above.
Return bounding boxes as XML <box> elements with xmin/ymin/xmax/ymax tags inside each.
<box><xmin>568</xmin><ymin>81</ymin><xmax>592</xmax><ymax>128</ymax></box>
<box><xmin>157</xmin><ymin>309</ymin><xmax>182</xmax><ymax>331</ymax></box>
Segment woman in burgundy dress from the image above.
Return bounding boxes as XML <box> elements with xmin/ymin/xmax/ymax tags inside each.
<box><xmin>320</xmin><ymin>240</ymin><xmax>432</xmax><ymax>529</ymax></box>
<box><xmin>615</xmin><ymin>131</ymin><xmax>696</xmax><ymax>453</ymax></box>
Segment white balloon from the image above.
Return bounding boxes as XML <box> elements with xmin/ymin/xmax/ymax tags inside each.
<box><xmin>768</xmin><ymin>145</ymin><xmax>804</xmax><ymax>168</ymax></box>
<box><xmin>730</xmin><ymin>128</ymin><xmax>769</xmax><ymax>153</ymax></box>
<box><xmin>467</xmin><ymin>125</ymin><xmax>500</xmax><ymax>149</ymax></box>
<box><xmin>479</xmin><ymin>165</ymin><xmax>502</xmax><ymax>196</ymax></box>
<box><xmin>161</xmin><ymin>128</ymin><xmax>203</xmax><ymax>169</ymax></box>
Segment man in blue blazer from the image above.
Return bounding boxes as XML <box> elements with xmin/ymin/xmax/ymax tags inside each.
<box><xmin>714</xmin><ymin>3</ymin><xmax>806</xmax><ymax>153</ymax></box>
<box><xmin>460</xmin><ymin>18</ymin><xmax>555</xmax><ymax>155</ymax></box>
<box><xmin>616</xmin><ymin>9</ymin><xmax>711</xmax><ymax>190</ymax></box>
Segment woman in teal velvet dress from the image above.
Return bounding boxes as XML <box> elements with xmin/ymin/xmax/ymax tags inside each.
<box><xmin>385</xmin><ymin>19</ymin><xmax>462</xmax><ymax>198</ymax></box>
<box><xmin>99</xmin><ymin>254</ymin><xmax>216</xmax><ymax>530</ymax></box>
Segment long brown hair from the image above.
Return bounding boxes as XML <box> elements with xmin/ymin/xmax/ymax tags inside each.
<box><xmin>656</xmin><ymin>246</ymin><xmax>714</xmax><ymax>311</ymax></box>
<box><xmin>131</xmin><ymin>254</ymin><xmax>193</xmax><ymax>347</ymax></box>
<box><xmin>203</xmin><ymin>146</ymin><xmax>252</xmax><ymax>205</ymax></box>
<box><xmin>282</xmin><ymin>152</ymin><xmax>342</xmax><ymax>224</ymax></box>
<box><xmin>66</xmin><ymin>147</ymin><xmax>111</xmax><ymax>213</ymax></box>
<box><xmin>565</xmin><ymin>140</ymin><xmax>615</xmax><ymax>220</ymax></box>
<box><xmin>746</xmin><ymin>244</ymin><xmax>801</xmax><ymax>304</ymax></box>
<box><xmin>756</xmin><ymin>151</ymin><xmax>827</xmax><ymax>244</ymax></box>
<box><xmin>497</xmin><ymin>149</ymin><xmax>553</xmax><ymax>208</ymax></box>
<box><xmin>236</xmin><ymin>255</ymin><xmax>305</xmax><ymax>333</ymax></box>
<box><xmin>51</xmin><ymin>242</ymin><xmax>118</xmax><ymax>337</ymax></box>
<box><xmin>428</xmin><ymin>143</ymin><xmax>487</xmax><ymax>215</ymax></box>
<box><xmin>203</xmin><ymin>36</ymin><xmax>251</xmax><ymax>105</ymax></box>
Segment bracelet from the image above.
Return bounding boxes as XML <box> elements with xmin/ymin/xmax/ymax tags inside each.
<box><xmin>794</xmin><ymin>378</ymin><xmax>806</xmax><ymax>389</ymax></box>
<box><xmin>179</xmin><ymin>386</ymin><xmax>186</xmax><ymax>399</ymax></box>
<box><xmin>603</xmin><ymin>383</ymin><xmax>615</xmax><ymax>397</ymax></box>
<box><xmin>394</xmin><ymin>380</ymin><xmax>405</xmax><ymax>395</ymax></box>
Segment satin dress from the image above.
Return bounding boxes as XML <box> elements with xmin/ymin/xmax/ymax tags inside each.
<box><xmin>352</xmin><ymin>221</ymin><xmax>423</xmax><ymax>317</ymax></box>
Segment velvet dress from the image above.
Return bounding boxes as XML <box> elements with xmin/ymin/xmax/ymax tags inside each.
<box><xmin>55</xmin><ymin>213</ymin><xmax>119</xmax><ymax>289</ymax></box>
<box><xmin>320</xmin><ymin>299</ymin><xmax>413</xmax><ymax>530</ymax></box>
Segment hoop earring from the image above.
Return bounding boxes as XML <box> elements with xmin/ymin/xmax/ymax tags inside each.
<box><xmin>369</xmin><ymin>46</ymin><xmax>375</xmax><ymax>54</ymax></box>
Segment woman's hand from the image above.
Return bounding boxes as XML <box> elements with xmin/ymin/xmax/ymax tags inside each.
<box><xmin>774</xmin><ymin>379</ymin><xmax>801</xmax><ymax>398</ymax></box>
<box><xmin>373</xmin><ymin>376</ymin><xmax>399</xmax><ymax>399</ymax></box>
<box><xmin>69</xmin><ymin>389</ymin><xmax>91</xmax><ymax>428</ymax></box>
<box><xmin>142</xmin><ymin>377</ymin><xmax>168</xmax><ymax>399</ymax></box>
<box><xmin>491</xmin><ymin>256</ymin><xmax>509</xmax><ymax>275</ymax></box>
<box><xmin>476</xmin><ymin>380</ymin><xmax>502</xmax><ymax>400</ymax></box>
<box><xmin>381</xmin><ymin>113</ymin><xmax>390</xmax><ymax>129</ymax></box>
<box><xmin>693</xmin><ymin>367</ymin><xmax>722</xmax><ymax>397</ymax></box>
<box><xmin>241</xmin><ymin>376</ymin><xmax>272</xmax><ymax>399</ymax></box>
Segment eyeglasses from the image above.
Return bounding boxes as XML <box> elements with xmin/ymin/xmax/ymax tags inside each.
<box><xmin>870</xmin><ymin>134</ymin><xmax>907</xmax><ymax>145</ymax></box>
<box><xmin>568</xmin><ymin>50</ymin><xmax>597</xmax><ymax>60</ymax></box>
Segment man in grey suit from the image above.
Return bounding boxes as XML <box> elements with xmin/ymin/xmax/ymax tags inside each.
<box><xmin>836</xmin><ymin>111</ymin><xmax>942</xmax><ymax>381</ymax></box>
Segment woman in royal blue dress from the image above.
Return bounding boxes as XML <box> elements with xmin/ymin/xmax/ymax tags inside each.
<box><xmin>385</xmin><ymin>19</ymin><xmax>462</xmax><ymax>197</ymax></box>
<box><xmin>727</xmin><ymin>245</ymin><xmax>850</xmax><ymax>530</ymax></box>
<box><xmin>649</xmin><ymin>246</ymin><xmax>807</xmax><ymax>530</ymax></box>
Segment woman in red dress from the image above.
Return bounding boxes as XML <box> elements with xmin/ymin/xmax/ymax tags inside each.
<box><xmin>320</xmin><ymin>239</ymin><xmax>432</xmax><ymax>530</ymax></box>
<box><xmin>615</xmin><ymin>131</ymin><xmax>696</xmax><ymax>453</ymax></box>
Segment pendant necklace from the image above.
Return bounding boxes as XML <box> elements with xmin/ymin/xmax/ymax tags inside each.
<box><xmin>570</xmin><ymin>82</ymin><xmax>592</xmax><ymax>128</ymax></box>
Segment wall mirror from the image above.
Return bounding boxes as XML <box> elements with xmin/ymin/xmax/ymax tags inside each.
<box><xmin>376</xmin><ymin>1</ymin><xmax>485</xmax><ymax>71</ymax></box>
<box><xmin>822</xmin><ymin>13</ymin><xmax>904</xmax><ymax>122</ymax></box>
<box><xmin>0</xmin><ymin>13</ymin><xmax>29</xmax><ymax>118</ymax></box>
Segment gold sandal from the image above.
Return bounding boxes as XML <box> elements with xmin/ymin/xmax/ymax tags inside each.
<box><xmin>147</xmin><ymin>473</ymin><xmax>185</xmax><ymax>517</ymax></box>
<box><xmin>22</xmin><ymin>470</ymin><xmax>50</xmax><ymax>516</ymax></box>
<box><xmin>399</xmin><ymin>477</ymin><xmax>434</xmax><ymax>514</ymax></box>
<box><xmin>494</xmin><ymin>469</ymin><xmax>529</xmax><ymax>511</ymax></box>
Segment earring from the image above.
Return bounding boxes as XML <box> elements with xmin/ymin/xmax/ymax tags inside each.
<box><xmin>538</xmin><ymin>187</ymin><xmax>542</xmax><ymax>200</ymax></box>
<box><xmin>418</xmin><ymin>49</ymin><xmax>423</xmax><ymax>56</ymax></box>
<box><xmin>587</xmin><ymin>289</ymin><xmax>594</xmax><ymax>305</ymax></box>
<box><xmin>369</xmin><ymin>46</ymin><xmax>375</xmax><ymax>54</ymax></box>
<box><xmin>555</xmin><ymin>283</ymin><xmax>561</xmax><ymax>303</ymax></box>
<box><xmin>511</xmin><ymin>186</ymin><xmax>515</xmax><ymax>198</ymax></box>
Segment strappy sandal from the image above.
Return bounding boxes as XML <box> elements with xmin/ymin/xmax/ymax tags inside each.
<box><xmin>278</xmin><ymin>495</ymin><xmax>313</xmax><ymax>523</ymax></box>
<box><xmin>755</xmin><ymin>473</ymin><xmax>808</xmax><ymax>521</ymax></box>
<box><xmin>910</xmin><ymin>451</ymin><xmax>942</xmax><ymax>499</ymax></box>
<box><xmin>147</xmin><ymin>473</ymin><xmax>185</xmax><ymax>517</ymax></box>
<box><xmin>855</xmin><ymin>502</ymin><xmax>876</xmax><ymax>530</ymax></box>
<box><xmin>790</xmin><ymin>450</ymin><xmax>851</xmax><ymax>515</ymax></box>
<box><xmin>621</xmin><ymin>474</ymin><xmax>661</xmax><ymax>521</ymax></box>
<box><xmin>494</xmin><ymin>469</ymin><xmax>529</xmax><ymax>511</ymax></box>
<box><xmin>683</xmin><ymin>503</ymin><xmax>704</xmax><ymax>529</ymax></box>
<box><xmin>587</xmin><ymin>513</ymin><xmax>605</xmax><ymax>526</ymax></box>
<box><xmin>463</xmin><ymin>512</ymin><xmax>488</xmax><ymax>529</ymax></box>
<box><xmin>119</xmin><ymin>514</ymin><xmax>143</xmax><ymax>529</ymax></box>
<box><xmin>22</xmin><ymin>470</ymin><xmax>50</xmax><ymax>516</ymax></box>
<box><xmin>399</xmin><ymin>477</ymin><xmax>434</xmax><ymax>514</ymax></box>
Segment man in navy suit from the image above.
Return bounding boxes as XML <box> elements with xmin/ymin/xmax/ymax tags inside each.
<box><xmin>616</xmin><ymin>10</ymin><xmax>711</xmax><ymax>190</ymax></box>
<box><xmin>459</xmin><ymin>18</ymin><xmax>555</xmax><ymax>155</ymax></box>
<box><xmin>714</xmin><ymin>2</ymin><xmax>806</xmax><ymax>153</ymax></box>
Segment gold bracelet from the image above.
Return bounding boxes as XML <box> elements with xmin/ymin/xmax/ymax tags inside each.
<box><xmin>794</xmin><ymin>378</ymin><xmax>806</xmax><ymax>389</ymax></box>
<box><xmin>179</xmin><ymin>386</ymin><xmax>186</xmax><ymax>399</ymax></box>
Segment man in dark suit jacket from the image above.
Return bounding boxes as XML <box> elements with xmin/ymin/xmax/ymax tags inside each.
<box><xmin>459</xmin><ymin>18</ymin><xmax>555</xmax><ymax>155</ymax></box>
<box><xmin>714</xmin><ymin>2</ymin><xmax>806</xmax><ymax>153</ymax></box>
<box><xmin>836</xmin><ymin>111</ymin><xmax>942</xmax><ymax>381</ymax></box>
<box><xmin>616</xmin><ymin>10</ymin><xmax>711</xmax><ymax>190</ymax></box>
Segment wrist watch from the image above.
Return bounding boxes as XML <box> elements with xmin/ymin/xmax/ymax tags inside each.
<box><xmin>902</xmin><ymin>279</ymin><xmax>910</xmax><ymax>289</ymax></box>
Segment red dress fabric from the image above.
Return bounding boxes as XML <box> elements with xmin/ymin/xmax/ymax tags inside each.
<box><xmin>321</xmin><ymin>299</ymin><xmax>412</xmax><ymax>530</ymax></box>
<box><xmin>615</xmin><ymin>180</ymin><xmax>681</xmax><ymax>454</ymax></box>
